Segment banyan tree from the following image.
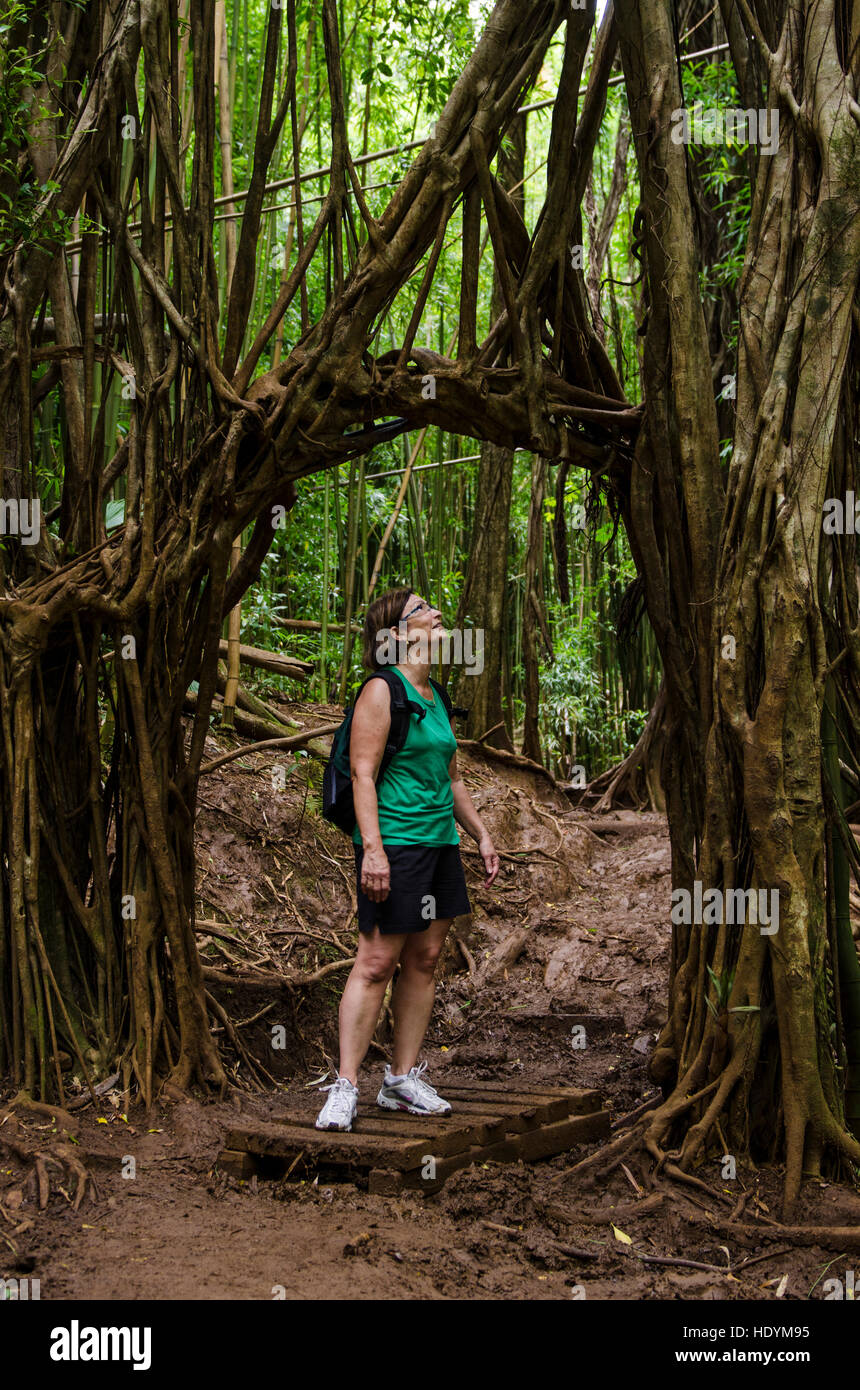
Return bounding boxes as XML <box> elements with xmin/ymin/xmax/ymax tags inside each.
<box><xmin>1</xmin><ymin>0</ymin><xmax>859</xmax><ymax>1213</ymax></box>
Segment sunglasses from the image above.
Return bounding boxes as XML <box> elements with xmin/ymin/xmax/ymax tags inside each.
<box><xmin>401</xmin><ymin>598</ymin><xmax>432</xmax><ymax>621</ymax></box>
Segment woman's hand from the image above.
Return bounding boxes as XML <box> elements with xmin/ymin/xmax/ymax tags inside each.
<box><xmin>479</xmin><ymin>834</ymin><xmax>500</xmax><ymax>887</ymax></box>
<box><xmin>361</xmin><ymin>845</ymin><xmax>391</xmax><ymax>902</ymax></box>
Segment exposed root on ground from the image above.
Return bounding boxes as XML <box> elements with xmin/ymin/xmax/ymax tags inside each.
<box><xmin>547</xmin><ymin>1066</ymin><xmax>860</xmax><ymax>1230</ymax></box>
<box><xmin>0</xmin><ymin>1106</ymin><xmax>99</xmax><ymax>1217</ymax></box>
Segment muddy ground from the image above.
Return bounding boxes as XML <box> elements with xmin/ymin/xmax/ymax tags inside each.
<box><xmin>2</xmin><ymin>700</ymin><xmax>860</xmax><ymax>1301</ymax></box>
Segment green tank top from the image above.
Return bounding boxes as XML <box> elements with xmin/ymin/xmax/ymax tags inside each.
<box><xmin>352</xmin><ymin>668</ymin><xmax>459</xmax><ymax>846</ymax></box>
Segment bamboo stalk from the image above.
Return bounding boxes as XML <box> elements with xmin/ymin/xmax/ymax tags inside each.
<box><xmin>222</xmin><ymin>537</ymin><xmax>243</xmax><ymax>730</ymax></box>
<box><xmin>368</xmin><ymin>323</ymin><xmax>460</xmax><ymax>600</ymax></box>
<box><xmin>338</xmin><ymin>456</ymin><xmax>361</xmax><ymax>701</ymax></box>
<box><xmin>215</xmin><ymin>1</ymin><xmax>237</xmax><ymax>299</ymax></box>
<box><xmin>358</xmin><ymin>457</ymin><xmax>369</xmax><ymax>604</ymax></box>
<box><xmin>367</xmin><ymin>427</ymin><xmax>428</xmax><ymax>599</ymax></box>
<box><xmin>320</xmin><ymin>471</ymin><xmax>330</xmax><ymax>701</ymax></box>
<box><xmin>216</xmin><ymin>1</ymin><xmax>242</xmax><ymax>732</ymax></box>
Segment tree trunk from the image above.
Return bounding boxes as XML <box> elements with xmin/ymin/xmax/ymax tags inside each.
<box><xmin>522</xmin><ymin>454</ymin><xmax>550</xmax><ymax>764</ymax></box>
<box><xmin>1</xmin><ymin>0</ymin><xmax>591</xmax><ymax>1105</ymax></box>
<box><xmin>453</xmin><ymin>114</ymin><xmax>526</xmax><ymax>751</ymax></box>
<box><xmin>612</xmin><ymin>0</ymin><xmax>860</xmax><ymax>1213</ymax></box>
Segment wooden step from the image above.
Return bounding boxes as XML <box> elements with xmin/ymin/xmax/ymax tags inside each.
<box><xmin>218</xmin><ymin>1082</ymin><xmax>611</xmax><ymax>1193</ymax></box>
<box><xmin>260</xmin><ymin>1102</ymin><xmax>507</xmax><ymax>1151</ymax></box>
<box><xmin>226</xmin><ymin>1121</ymin><xmax>430</xmax><ymax>1170</ymax></box>
<box><xmin>370</xmin><ymin>1109</ymin><xmax>612</xmax><ymax>1194</ymax></box>
<box><xmin>438</xmin><ymin>1082</ymin><xmax>605</xmax><ymax>1114</ymax></box>
<box><xmin>435</xmin><ymin>1096</ymin><xmax>566</xmax><ymax>1131</ymax></box>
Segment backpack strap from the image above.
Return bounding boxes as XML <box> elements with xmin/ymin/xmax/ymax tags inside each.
<box><xmin>365</xmin><ymin>669</ymin><xmax>427</xmax><ymax>718</ymax></box>
<box><xmin>358</xmin><ymin>670</ymin><xmax>427</xmax><ymax>781</ymax></box>
<box><xmin>352</xmin><ymin>670</ymin><xmax>469</xmax><ymax>738</ymax></box>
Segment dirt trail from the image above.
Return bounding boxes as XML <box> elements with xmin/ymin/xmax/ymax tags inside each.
<box><xmin>3</xmin><ymin>705</ymin><xmax>860</xmax><ymax>1300</ymax></box>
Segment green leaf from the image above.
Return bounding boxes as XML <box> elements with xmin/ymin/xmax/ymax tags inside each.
<box><xmin>105</xmin><ymin>499</ymin><xmax>125</xmax><ymax>531</ymax></box>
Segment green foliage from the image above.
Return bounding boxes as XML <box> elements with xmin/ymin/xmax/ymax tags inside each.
<box><xmin>105</xmin><ymin>500</ymin><xmax>126</xmax><ymax>532</ymax></box>
<box><xmin>540</xmin><ymin>590</ymin><xmax>649</xmax><ymax>773</ymax></box>
<box><xmin>25</xmin><ymin>0</ymin><xmax>681</xmax><ymax>773</ymax></box>
<box><xmin>682</xmin><ymin>59</ymin><xmax>751</xmax><ymax>341</ymax></box>
<box><xmin>0</xmin><ymin>1</ymin><xmax>80</xmax><ymax>252</ymax></box>
<box><xmin>705</xmin><ymin>963</ymin><xmax>735</xmax><ymax>1018</ymax></box>
<box><xmin>224</xmin><ymin>0</ymin><xmax>662</xmax><ymax>769</ymax></box>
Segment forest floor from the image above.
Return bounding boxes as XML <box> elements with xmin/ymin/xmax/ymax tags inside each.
<box><xmin>3</xmin><ymin>695</ymin><xmax>860</xmax><ymax>1301</ymax></box>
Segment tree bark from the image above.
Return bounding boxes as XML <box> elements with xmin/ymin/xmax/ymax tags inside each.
<box><xmin>452</xmin><ymin>115</ymin><xmax>526</xmax><ymax>751</ymax></box>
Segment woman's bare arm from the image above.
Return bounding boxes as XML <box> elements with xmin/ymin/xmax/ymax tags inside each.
<box><xmin>448</xmin><ymin>724</ymin><xmax>500</xmax><ymax>887</ymax></box>
<box><xmin>350</xmin><ymin>679</ymin><xmax>392</xmax><ymax>901</ymax></box>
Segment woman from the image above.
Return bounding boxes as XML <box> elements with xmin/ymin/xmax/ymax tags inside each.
<box><xmin>316</xmin><ymin>587</ymin><xmax>500</xmax><ymax>1130</ymax></box>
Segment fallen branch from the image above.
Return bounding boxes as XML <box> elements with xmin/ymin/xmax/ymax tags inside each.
<box><xmin>632</xmin><ymin>1246</ymin><xmax>790</xmax><ymax>1276</ymax></box>
<box><xmin>295</xmin><ymin>957</ymin><xmax>356</xmax><ymax>985</ymax></box>
<box><xmin>217</xmin><ymin>638</ymin><xmax>313</xmax><ymax>677</ymax></box>
<box><xmin>475</xmin><ymin>720</ymin><xmax>507</xmax><ymax>744</ymax></box>
<box><xmin>216</xmin><ymin>661</ymin><xmax>301</xmax><ymax>728</ymax></box>
<box><xmin>552</xmin><ymin>1241</ymin><xmax>603</xmax><ymax>1261</ymax></box>
<box><xmin>234</xmin><ymin>1002</ymin><xmax>278</xmax><ymax>1029</ymax></box>
<box><xmin>268</xmin><ymin>925</ymin><xmax>354</xmax><ymax>955</ymax></box>
<box><xmin>274</xmin><ymin>617</ymin><xmax>360</xmax><ymax>633</ymax></box>
<box><xmin>460</xmin><ymin>844</ymin><xmax>562</xmax><ymax>867</ymax></box>
<box><xmin>202</xmin><ymin>964</ymin><xmax>292</xmax><ymax>989</ymax></box>
<box><xmin>204</xmin><ymin>989</ymin><xmax>273</xmax><ymax>1088</ymax></box>
<box><xmin>195</xmin><ymin>919</ymin><xmax>248</xmax><ymax>944</ymax></box>
<box><xmin>198</xmin><ymin>722</ymin><xmax>340</xmax><ymax>776</ymax></box>
<box><xmin>187</xmin><ymin>689</ymin><xmax>335</xmax><ymax>751</ymax></box>
<box><xmin>636</xmin><ymin>1253</ymin><xmax>729</xmax><ymax>1273</ymax></box>
<box><xmin>202</xmin><ymin>956</ymin><xmax>355</xmax><ymax>990</ymax></box>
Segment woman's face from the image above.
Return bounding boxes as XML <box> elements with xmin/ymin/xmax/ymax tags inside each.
<box><xmin>398</xmin><ymin>593</ymin><xmax>444</xmax><ymax>639</ymax></box>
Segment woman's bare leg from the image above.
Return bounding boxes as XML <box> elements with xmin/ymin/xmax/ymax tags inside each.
<box><xmin>389</xmin><ymin>919</ymin><xmax>452</xmax><ymax>1075</ymax></box>
<box><xmin>337</xmin><ymin>927</ymin><xmax>406</xmax><ymax>1084</ymax></box>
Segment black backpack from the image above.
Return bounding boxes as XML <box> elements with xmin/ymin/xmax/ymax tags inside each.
<box><xmin>322</xmin><ymin>670</ymin><xmax>464</xmax><ymax>835</ymax></box>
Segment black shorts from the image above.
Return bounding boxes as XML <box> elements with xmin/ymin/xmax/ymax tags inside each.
<box><xmin>354</xmin><ymin>843</ymin><xmax>472</xmax><ymax>934</ymax></box>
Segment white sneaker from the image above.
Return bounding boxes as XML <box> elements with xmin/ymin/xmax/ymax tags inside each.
<box><xmin>376</xmin><ymin>1061</ymin><xmax>451</xmax><ymax>1115</ymax></box>
<box><xmin>315</xmin><ymin>1076</ymin><xmax>359</xmax><ymax>1131</ymax></box>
